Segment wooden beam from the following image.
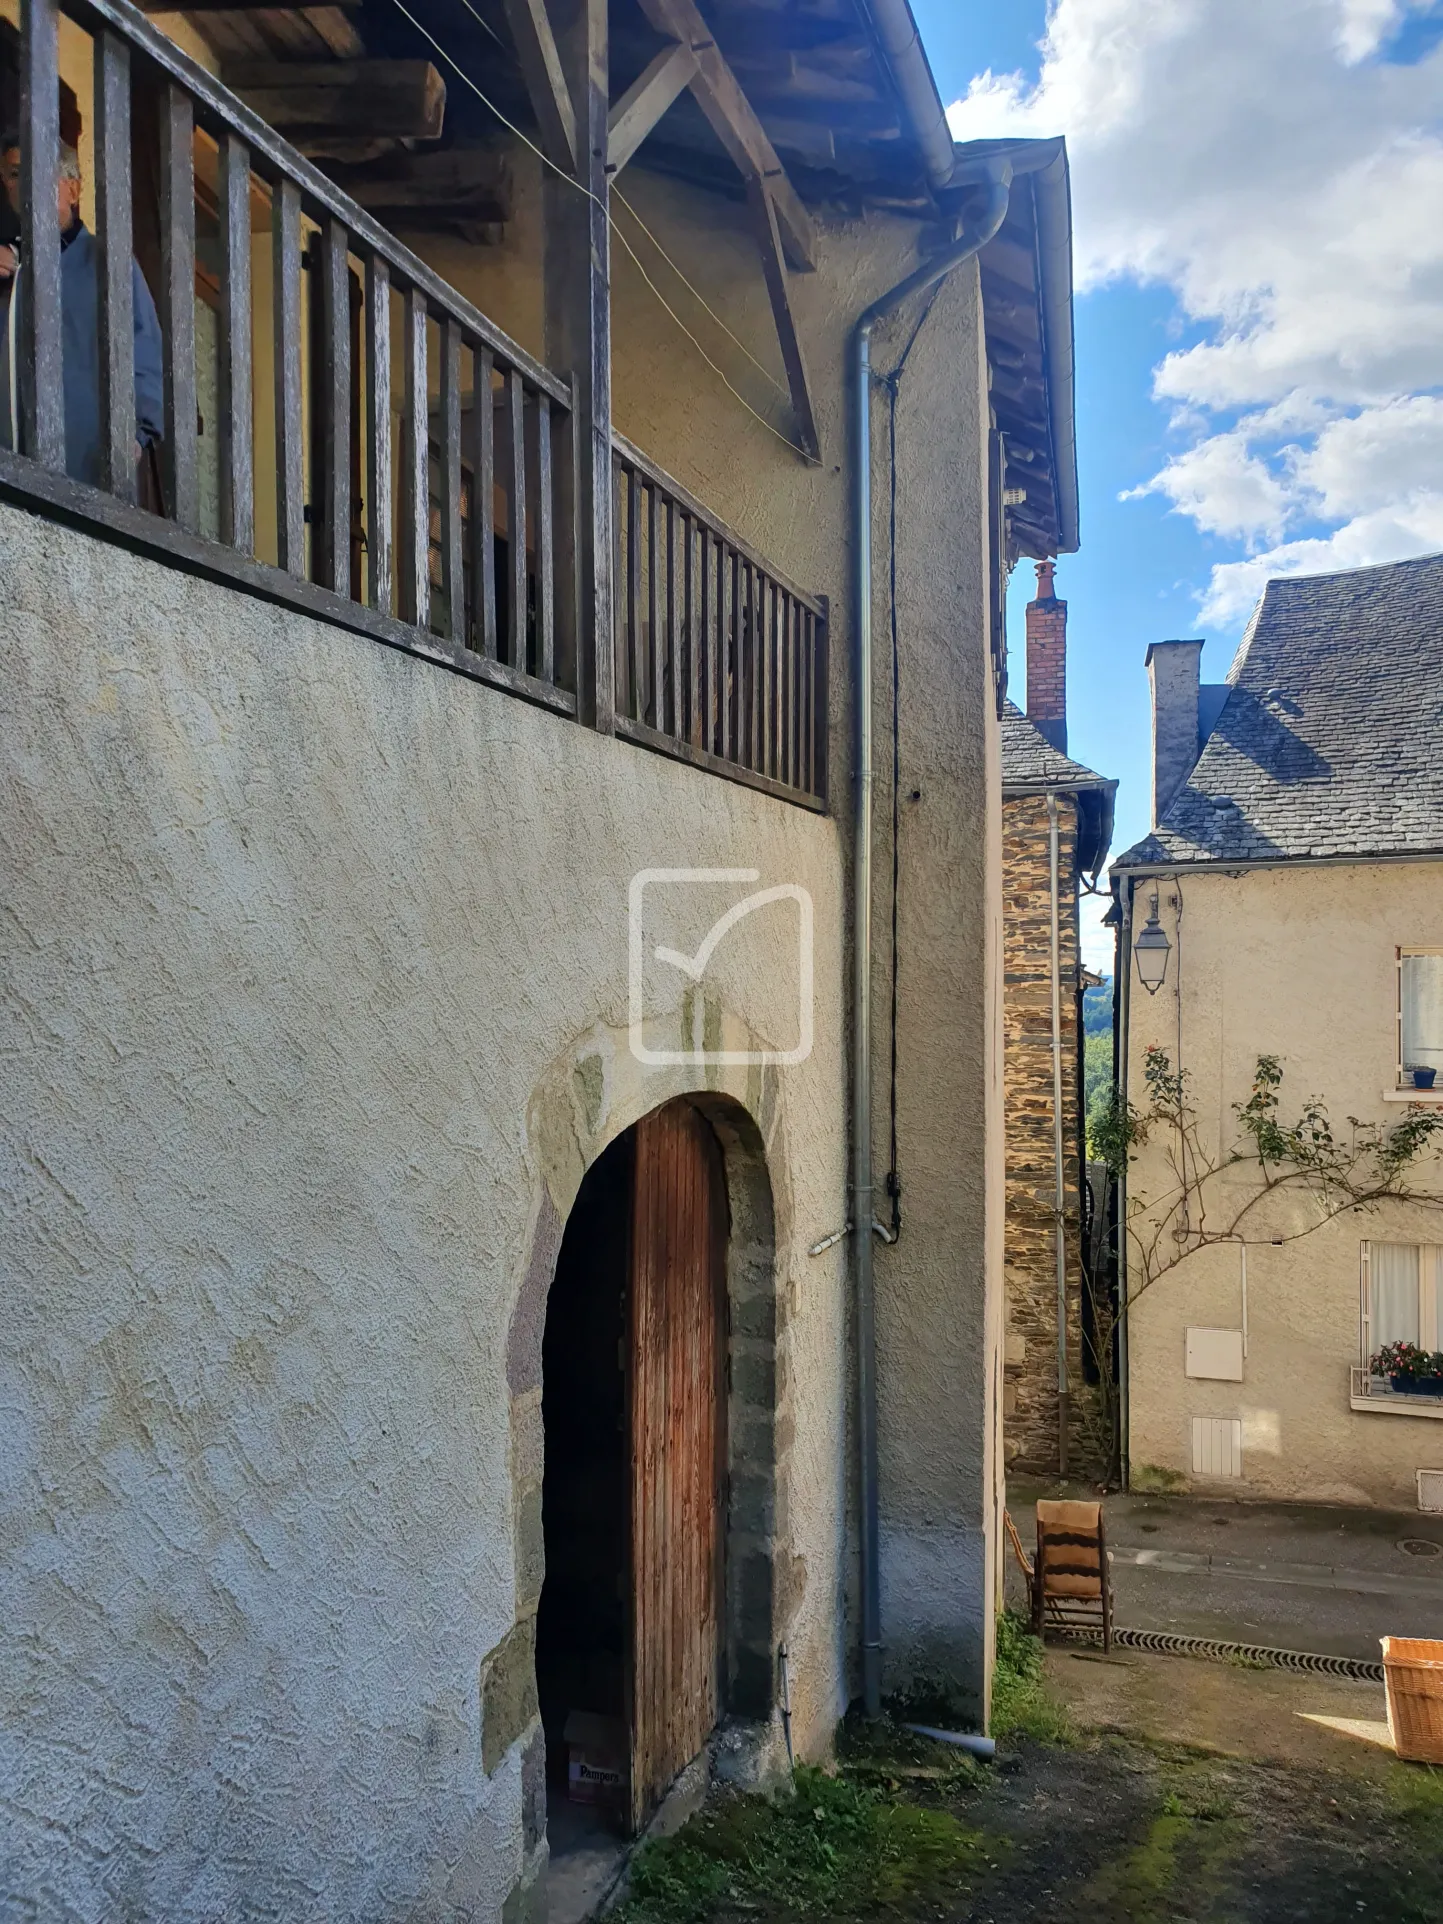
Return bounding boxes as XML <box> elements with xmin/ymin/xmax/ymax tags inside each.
<box><xmin>607</xmin><ymin>40</ymin><xmax>696</xmax><ymax>175</ymax></box>
<box><xmin>501</xmin><ymin>0</ymin><xmax>577</xmax><ymax>173</ymax></box>
<box><xmin>223</xmin><ymin>60</ymin><xmax>445</xmax><ymax>140</ymax></box>
<box><xmin>20</xmin><ymin>0</ymin><xmax>64</xmax><ymax>470</ymax></box>
<box><xmin>134</xmin><ymin>0</ymin><xmax>362</xmax><ymax>9</ymax></box>
<box><xmin>544</xmin><ymin>0</ymin><xmax>613</xmax><ymax>731</ymax></box>
<box><xmin>160</xmin><ymin>83</ymin><xmax>198</xmax><ymax>533</ymax></box>
<box><xmin>746</xmin><ymin>177</ymin><xmax>818</xmax><ymax>463</ymax></box>
<box><xmin>95</xmin><ymin>30</ymin><xmax>136</xmax><ymax>500</ymax></box>
<box><xmin>322</xmin><ymin>149</ymin><xmax>511</xmax><ymax>227</ymax></box>
<box><xmin>633</xmin><ymin>0</ymin><xmax>815</xmax><ymax>270</ymax></box>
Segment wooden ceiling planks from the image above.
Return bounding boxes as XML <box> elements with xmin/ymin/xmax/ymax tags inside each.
<box><xmin>175</xmin><ymin>5</ymin><xmax>365</xmax><ymax>64</ymax></box>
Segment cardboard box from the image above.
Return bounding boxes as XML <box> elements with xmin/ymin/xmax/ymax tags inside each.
<box><xmin>563</xmin><ymin>1711</ymin><xmax>627</xmax><ymax>1807</ymax></box>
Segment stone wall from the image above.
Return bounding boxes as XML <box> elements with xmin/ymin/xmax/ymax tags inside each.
<box><xmin>1000</xmin><ymin>792</ymin><xmax>1094</xmax><ymax>1475</ymax></box>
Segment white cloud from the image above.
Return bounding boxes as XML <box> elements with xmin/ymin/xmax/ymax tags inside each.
<box><xmin>1293</xmin><ymin>394</ymin><xmax>1443</xmax><ymax>515</ymax></box>
<box><xmin>947</xmin><ymin>0</ymin><xmax>1443</xmax><ymax>623</ymax></box>
<box><xmin>1200</xmin><ymin>498</ymin><xmax>1443</xmax><ymax>623</ymax></box>
<box><xmin>1123</xmin><ymin>429</ymin><xmax>1293</xmax><ymax>543</ymax></box>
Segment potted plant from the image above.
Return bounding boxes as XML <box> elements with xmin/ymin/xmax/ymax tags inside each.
<box><xmin>1410</xmin><ymin>1065</ymin><xmax>1438</xmax><ymax>1090</ymax></box>
<box><xmin>1373</xmin><ymin>1341</ymin><xmax>1443</xmax><ymax>1396</ymax></box>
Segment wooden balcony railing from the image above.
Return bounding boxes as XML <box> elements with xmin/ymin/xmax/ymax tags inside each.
<box><xmin>2</xmin><ymin>0</ymin><xmax>828</xmax><ymax>806</ymax></box>
<box><xmin>612</xmin><ymin>434</ymin><xmax>828</xmax><ymax>809</ymax></box>
<box><xmin>7</xmin><ymin>0</ymin><xmax>574</xmax><ymax>712</ymax></box>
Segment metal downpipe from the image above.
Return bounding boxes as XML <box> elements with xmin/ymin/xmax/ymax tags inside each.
<box><xmin>850</xmin><ymin>166</ymin><xmax>1012</xmax><ymax>1718</ymax></box>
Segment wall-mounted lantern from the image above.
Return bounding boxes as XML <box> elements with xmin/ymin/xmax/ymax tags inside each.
<box><xmin>1134</xmin><ymin>891</ymin><xmax>1172</xmax><ymax>995</ymax></box>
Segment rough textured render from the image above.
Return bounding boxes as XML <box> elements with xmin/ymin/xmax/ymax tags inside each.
<box><xmin>1000</xmin><ymin>791</ymin><xmax>1094</xmax><ymax>1474</ymax></box>
<box><xmin>0</xmin><ymin>503</ymin><xmax>848</xmax><ymax>1920</ymax></box>
<box><xmin>1</xmin><ymin>144</ymin><xmax>1007</xmax><ymax>1914</ymax></box>
<box><xmin>1123</xmin><ymin>861</ymin><xmax>1443</xmax><ymax>1509</ymax></box>
<box><xmin>1118</xmin><ymin>553</ymin><xmax>1443</xmax><ymax>869</ymax></box>
<box><xmin>395</xmin><ymin>140</ymin><xmax>1013</xmax><ymax>1696</ymax></box>
<box><xmin>868</xmin><ymin>255</ymin><xmax>1004</xmax><ymax>1718</ymax></box>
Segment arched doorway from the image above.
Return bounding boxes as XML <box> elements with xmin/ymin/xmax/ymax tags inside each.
<box><xmin>536</xmin><ymin>1097</ymin><xmax>729</xmax><ymax>1864</ymax></box>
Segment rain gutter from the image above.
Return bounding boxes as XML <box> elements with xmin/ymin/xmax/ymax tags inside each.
<box><xmin>850</xmin><ymin>159</ymin><xmax>1013</xmax><ymax>1720</ymax></box>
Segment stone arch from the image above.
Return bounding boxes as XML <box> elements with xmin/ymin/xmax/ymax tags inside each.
<box><xmin>686</xmin><ymin>1092</ymin><xmax>783</xmax><ymax>1721</ymax></box>
<box><xmin>493</xmin><ymin>1043</ymin><xmax>788</xmax><ymax>1869</ymax></box>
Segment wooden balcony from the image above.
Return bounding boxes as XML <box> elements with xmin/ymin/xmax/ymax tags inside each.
<box><xmin>0</xmin><ymin>0</ymin><xmax>827</xmax><ymax>808</ymax></box>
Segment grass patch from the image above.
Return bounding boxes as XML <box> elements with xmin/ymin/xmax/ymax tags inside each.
<box><xmin>1387</xmin><ymin>1762</ymin><xmax>1443</xmax><ymax>1835</ymax></box>
<box><xmin>991</xmin><ymin>1611</ymin><xmax>1073</xmax><ymax>1745</ymax></box>
<box><xmin>837</xmin><ymin>1709</ymin><xmax>981</xmax><ymax>1794</ymax></box>
<box><xmin>613</xmin><ymin>1765</ymin><xmax>992</xmax><ymax>1923</ymax></box>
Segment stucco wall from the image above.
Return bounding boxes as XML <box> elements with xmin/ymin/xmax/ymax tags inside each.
<box><xmin>1123</xmin><ymin>861</ymin><xmax>1443</xmax><ymax>1510</ymax></box>
<box><xmin>432</xmin><ymin>157</ymin><xmax>1005</xmax><ymax>1705</ymax></box>
<box><xmin>865</xmin><ymin>261</ymin><xmax>1002</xmax><ymax>1713</ymax></box>
<box><xmin>0</xmin><ymin>504</ymin><xmax>848</xmax><ymax>1919</ymax></box>
<box><xmin>1</xmin><ymin>131</ymin><xmax>1007</xmax><ymax>1907</ymax></box>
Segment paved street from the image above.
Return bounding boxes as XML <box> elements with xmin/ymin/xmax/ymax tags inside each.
<box><xmin>1006</xmin><ymin>1480</ymin><xmax>1443</xmax><ymax>1661</ymax></box>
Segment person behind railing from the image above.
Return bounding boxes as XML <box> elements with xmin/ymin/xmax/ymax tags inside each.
<box><xmin>0</xmin><ymin>137</ymin><xmax>164</xmax><ymax>489</ymax></box>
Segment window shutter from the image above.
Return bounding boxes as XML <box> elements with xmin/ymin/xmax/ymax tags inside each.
<box><xmin>1361</xmin><ymin>1240</ymin><xmax>1371</xmax><ymax>1364</ymax></box>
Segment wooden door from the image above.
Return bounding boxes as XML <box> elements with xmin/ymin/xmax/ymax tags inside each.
<box><xmin>628</xmin><ymin>1101</ymin><xmax>727</xmax><ymax>1831</ymax></box>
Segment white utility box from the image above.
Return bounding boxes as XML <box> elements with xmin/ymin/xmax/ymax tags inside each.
<box><xmin>1185</xmin><ymin>1326</ymin><xmax>1245</xmax><ymax>1381</ymax></box>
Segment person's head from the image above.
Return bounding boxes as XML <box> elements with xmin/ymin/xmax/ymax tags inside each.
<box><xmin>0</xmin><ymin>140</ymin><xmax>82</xmax><ymax>229</ymax></box>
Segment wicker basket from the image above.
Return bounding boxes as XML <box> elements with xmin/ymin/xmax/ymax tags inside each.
<box><xmin>1382</xmin><ymin>1637</ymin><xmax>1443</xmax><ymax>1763</ymax></box>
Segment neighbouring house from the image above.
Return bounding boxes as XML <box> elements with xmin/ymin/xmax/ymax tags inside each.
<box><xmin>0</xmin><ymin>0</ymin><xmax>1079</xmax><ymax>1915</ymax></box>
<box><xmin>1000</xmin><ymin>561</ymin><xmax>1115</xmax><ymax>1477</ymax></box>
<box><xmin>1111</xmin><ymin>554</ymin><xmax>1443</xmax><ymax>1515</ymax></box>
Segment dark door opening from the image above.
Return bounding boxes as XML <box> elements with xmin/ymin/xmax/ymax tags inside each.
<box><xmin>536</xmin><ymin>1100</ymin><xmax>728</xmax><ymax>1871</ymax></box>
<box><xmin>537</xmin><ymin>1132</ymin><xmax>631</xmax><ymax>1853</ymax></box>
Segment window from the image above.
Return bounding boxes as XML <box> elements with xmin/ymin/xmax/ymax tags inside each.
<box><xmin>1399</xmin><ymin>950</ymin><xmax>1443</xmax><ymax>1085</ymax></box>
<box><xmin>1362</xmin><ymin>1241</ymin><xmax>1441</xmax><ymax>1361</ymax></box>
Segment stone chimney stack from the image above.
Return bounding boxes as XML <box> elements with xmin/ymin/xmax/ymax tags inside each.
<box><xmin>1146</xmin><ymin>639</ymin><xmax>1205</xmax><ymax>827</ymax></box>
<box><xmin>1025</xmin><ymin>560</ymin><xmax>1067</xmax><ymax>753</ymax></box>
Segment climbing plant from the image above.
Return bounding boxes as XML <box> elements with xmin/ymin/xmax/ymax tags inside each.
<box><xmin>1080</xmin><ymin>1049</ymin><xmax>1443</xmax><ymax>1483</ymax></box>
<box><xmin>1112</xmin><ymin>1047</ymin><xmax>1443</xmax><ymax>1304</ymax></box>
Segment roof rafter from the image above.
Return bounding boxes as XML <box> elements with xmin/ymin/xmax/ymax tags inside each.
<box><xmin>501</xmin><ymin>0</ymin><xmax>578</xmax><ymax>172</ymax></box>
<box><xmin>607</xmin><ymin>39</ymin><xmax>697</xmax><ymax>175</ymax></box>
<box><xmin>632</xmin><ymin>0</ymin><xmax>816</xmax><ymax>271</ymax></box>
<box><xmin>746</xmin><ymin>175</ymin><xmax>819</xmax><ymax>460</ymax></box>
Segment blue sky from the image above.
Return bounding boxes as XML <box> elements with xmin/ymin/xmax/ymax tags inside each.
<box><xmin>910</xmin><ymin>0</ymin><xmax>1443</xmax><ymax>962</ymax></box>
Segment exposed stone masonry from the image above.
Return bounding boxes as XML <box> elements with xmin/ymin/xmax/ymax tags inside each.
<box><xmin>1001</xmin><ymin>792</ymin><xmax>1093</xmax><ymax>1474</ymax></box>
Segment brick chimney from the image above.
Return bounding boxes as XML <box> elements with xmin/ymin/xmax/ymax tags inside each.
<box><xmin>1146</xmin><ymin>639</ymin><xmax>1204</xmax><ymax>826</ymax></box>
<box><xmin>1025</xmin><ymin>560</ymin><xmax>1067</xmax><ymax>753</ymax></box>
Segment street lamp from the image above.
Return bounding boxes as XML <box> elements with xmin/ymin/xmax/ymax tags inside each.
<box><xmin>1134</xmin><ymin>891</ymin><xmax>1172</xmax><ymax>995</ymax></box>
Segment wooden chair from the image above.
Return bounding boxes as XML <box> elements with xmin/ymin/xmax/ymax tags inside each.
<box><xmin>1031</xmin><ymin>1499</ymin><xmax>1113</xmax><ymax>1652</ymax></box>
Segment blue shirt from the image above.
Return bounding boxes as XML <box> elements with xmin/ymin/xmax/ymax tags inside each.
<box><xmin>1</xmin><ymin>220</ymin><xmax>166</xmax><ymax>485</ymax></box>
<box><xmin>59</xmin><ymin>221</ymin><xmax>165</xmax><ymax>485</ymax></box>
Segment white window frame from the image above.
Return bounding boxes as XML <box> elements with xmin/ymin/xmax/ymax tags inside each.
<box><xmin>1398</xmin><ymin>947</ymin><xmax>1443</xmax><ymax>1090</ymax></box>
<box><xmin>1360</xmin><ymin>1239</ymin><xmax>1442</xmax><ymax>1365</ymax></box>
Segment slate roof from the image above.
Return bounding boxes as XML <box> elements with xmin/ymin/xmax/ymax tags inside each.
<box><xmin>1114</xmin><ymin>553</ymin><xmax>1443</xmax><ymax>870</ymax></box>
<box><xmin>1000</xmin><ymin>700</ymin><xmax>1111</xmax><ymax>790</ymax></box>
<box><xmin>1001</xmin><ymin>700</ymin><xmax>1116</xmax><ymax>876</ymax></box>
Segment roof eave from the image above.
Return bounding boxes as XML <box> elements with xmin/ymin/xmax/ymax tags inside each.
<box><xmin>960</xmin><ymin>136</ymin><xmax>1078</xmax><ymax>557</ymax></box>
